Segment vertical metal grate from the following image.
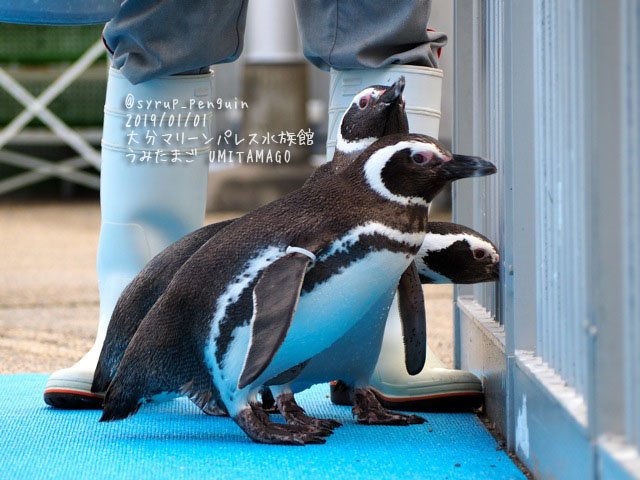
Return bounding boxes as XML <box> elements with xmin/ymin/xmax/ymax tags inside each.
<box><xmin>454</xmin><ymin>0</ymin><xmax>640</xmax><ymax>473</ymax></box>
<box><xmin>472</xmin><ymin>0</ymin><xmax>504</xmax><ymax>320</ymax></box>
<box><xmin>622</xmin><ymin>0</ymin><xmax>640</xmax><ymax>451</ymax></box>
<box><xmin>533</xmin><ymin>0</ymin><xmax>588</xmax><ymax>397</ymax></box>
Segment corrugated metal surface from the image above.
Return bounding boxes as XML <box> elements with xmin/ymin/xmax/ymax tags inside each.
<box><xmin>533</xmin><ymin>0</ymin><xmax>588</xmax><ymax>397</ymax></box>
<box><xmin>623</xmin><ymin>0</ymin><xmax>640</xmax><ymax>451</ymax></box>
<box><xmin>454</xmin><ymin>0</ymin><xmax>640</xmax><ymax>475</ymax></box>
<box><xmin>472</xmin><ymin>0</ymin><xmax>503</xmax><ymax>319</ymax></box>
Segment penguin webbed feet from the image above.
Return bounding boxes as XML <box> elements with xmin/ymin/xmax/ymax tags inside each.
<box><xmin>235</xmin><ymin>403</ymin><xmax>330</xmax><ymax>445</ymax></box>
<box><xmin>352</xmin><ymin>387</ymin><xmax>425</xmax><ymax>426</ymax></box>
<box><xmin>275</xmin><ymin>392</ymin><xmax>342</xmax><ymax>431</ymax></box>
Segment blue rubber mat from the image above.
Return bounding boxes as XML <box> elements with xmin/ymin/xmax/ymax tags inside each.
<box><xmin>1</xmin><ymin>374</ymin><xmax>525</xmax><ymax>480</ymax></box>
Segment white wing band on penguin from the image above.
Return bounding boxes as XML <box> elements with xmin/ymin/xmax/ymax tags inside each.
<box><xmin>286</xmin><ymin>246</ymin><xmax>317</xmax><ymax>264</ymax></box>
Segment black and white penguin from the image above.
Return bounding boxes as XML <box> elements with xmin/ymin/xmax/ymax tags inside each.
<box><xmin>99</xmin><ymin>134</ymin><xmax>496</xmax><ymax>445</ymax></box>
<box><xmin>327</xmin><ymin>222</ymin><xmax>499</xmax><ymax>410</ymax></box>
<box><xmin>92</xmin><ymin>80</ymin><xmax>408</xmax><ymax>419</ymax></box>
<box><xmin>94</xmin><ymin>79</ymin><xmax>496</xmax><ymax>430</ymax></box>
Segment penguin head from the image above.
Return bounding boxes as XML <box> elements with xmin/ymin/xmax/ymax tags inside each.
<box><xmin>355</xmin><ymin>134</ymin><xmax>497</xmax><ymax>207</ymax></box>
<box><xmin>417</xmin><ymin>223</ymin><xmax>500</xmax><ymax>284</ymax></box>
<box><xmin>337</xmin><ymin>77</ymin><xmax>408</xmax><ymax>154</ymax></box>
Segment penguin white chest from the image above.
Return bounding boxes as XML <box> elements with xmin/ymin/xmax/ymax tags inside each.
<box><xmin>259</xmin><ymin>250</ymin><xmax>411</xmax><ymax>382</ymax></box>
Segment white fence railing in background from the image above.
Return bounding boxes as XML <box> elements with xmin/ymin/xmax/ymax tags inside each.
<box><xmin>453</xmin><ymin>0</ymin><xmax>640</xmax><ymax>478</ymax></box>
<box><xmin>0</xmin><ymin>40</ymin><xmax>104</xmax><ymax>195</ymax></box>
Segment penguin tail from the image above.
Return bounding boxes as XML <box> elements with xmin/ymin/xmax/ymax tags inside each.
<box><xmin>99</xmin><ymin>383</ymin><xmax>143</xmax><ymax>422</ymax></box>
<box><xmin>92</xmin><ymin>276</ymin><xmax>166</xmax><ymax>395</ymax></box>
<box><xmin>98</xmin><ymin>342</ymin><xmax>149</xmax><ymax>422</ymax></box>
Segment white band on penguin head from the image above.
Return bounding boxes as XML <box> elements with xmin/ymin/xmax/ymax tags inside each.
<box><xmin>286</xmin><ymin>246</ymin><xmax>317</xmax><ymax>263</ymax></box>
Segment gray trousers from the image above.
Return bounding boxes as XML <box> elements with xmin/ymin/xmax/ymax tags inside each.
<box><xmin>103</xmin><ymin>0</ymin><xmax>447</xmax><ymax>85</ymax></box>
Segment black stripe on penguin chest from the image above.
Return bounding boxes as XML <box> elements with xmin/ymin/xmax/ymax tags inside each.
<box><xmin>302</xmin><ymin>233</ymin><xmax>418</xmax><ymax>293</ymax></box>
<box><xmin>215</xmin><ymin>276</ymin><xmax>258</xmax><ymax>365</ymax></box>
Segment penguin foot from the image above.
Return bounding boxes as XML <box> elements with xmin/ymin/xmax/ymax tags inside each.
<box><xmin>352</xmin><ymin>388</ymin><xmax>425</xmax><ymax>426</ymax></box>
<box><xmin>251</xmin><ymin>402</ymin><xmax>333</xmax><ymax>437</ymax></box>
<box><xmin>235</xmin><ymin>403</ymin><xmax>328</xmax><ymax>445</ymax></box>
<box><xmin>199</xmin><ymin>401</ymin><xmax>228</xmax><ymax>416</ymax></box>
<box><xmin>276</xmin><ymin>392</ymin><xmax>342</xmax><ymax>431</ymax></box>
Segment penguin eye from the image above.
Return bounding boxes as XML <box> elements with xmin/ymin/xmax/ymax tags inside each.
<box><xmin>412</xmin><ymin>152</ymin><xmax>431</xmax><ymax>165</ymax></box>
<box><xmin>359</xmin><ymin>95</ymin><xmax>370</xmax><ymax>109</ymax></box>
<box><xmin>473</xmin><ymin>249</ymin><xmax>487</xmax><ymax>260</ymax></box>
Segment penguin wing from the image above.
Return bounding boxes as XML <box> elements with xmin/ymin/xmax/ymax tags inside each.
<box><xmin>238</xmin><ymin>252</ymin><xmax>312</xmax><ymax>390</ymax></box>
<box><xmin>92</xmin><ymin>219</ymin><xmax>236</xmax><ymax>395</ymax></box>
<box><xmin>397</xmin><ymin>261</ymin><xmax>427</xmax><ymax>375</ymax></box>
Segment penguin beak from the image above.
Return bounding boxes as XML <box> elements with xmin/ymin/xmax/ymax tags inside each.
<box><xmin>441</xmin><ymin>154</ymin><xmax>497</xmax><ymax>180</ymax></box>
<box><xmin>379</xmin><ymin>76</ymin><xmax>406</xmax><ymax>105</ymax></box>
<box><xmin>491</xmin><ymin>262</ymin><xmax>500</xmax><ymax>279</ymax></box>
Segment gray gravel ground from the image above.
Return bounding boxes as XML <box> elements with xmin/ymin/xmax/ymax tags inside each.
<box><xmin>0</xmin><ymin>201</ymin><xmax>453</xmax><ymax>374</ymax></box>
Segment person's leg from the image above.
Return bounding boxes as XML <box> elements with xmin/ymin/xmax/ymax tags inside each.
<box><xmin>294</xmin><ymin>0</ymin><xmax>482</xmax><ymax>411</ymax></box>
<box><xmin>293</xmin><ymin>0</ymin><xmax>446</xmax><ymax>72</ymax></box>
<box><xmin>44</xmin><ymin>0</ymin><xmax>250</xmax><ymax>408</ymax></box>
<box><xmin>293</xmin><ymin>0</ymin><xmax>446</xmax><ymax>159</ymax></box>
<box><xmin>102</xmin><ymin>0</ymin><xmax>249</xmax><ymax>84</ymax></box>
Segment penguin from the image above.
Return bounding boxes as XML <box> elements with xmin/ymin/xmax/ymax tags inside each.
<box><xmin>327</xmin><ymin>222</ymin><xmax>499</xmax><ymax>409</ymax></box>
<box><xmin>99</xmin><ymin>133</ymin><xmax>496</xmax><ymax>445</ymax></box>
<box><xmin>93</xmin><ymin>78</ymin><xmax>496</xmax><ymax>430</ymax></box>
<box><xmin>92</xmin><ymin>79</ymin><xmax>408</xmax><ymax>422</ymax></box>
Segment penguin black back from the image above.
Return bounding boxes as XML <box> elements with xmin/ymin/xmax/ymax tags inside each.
<box><xmin>92</xmin><ymin>219</ymin><xmax>235</xmax><ymax>415</ymax></box>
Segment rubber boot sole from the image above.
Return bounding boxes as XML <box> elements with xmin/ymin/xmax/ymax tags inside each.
<box><xmin>330</xmin><ymin>380</ymin><xmax>484</xmax><ymax>412</ymax></box>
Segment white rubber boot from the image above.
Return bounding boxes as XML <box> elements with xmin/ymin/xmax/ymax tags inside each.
<box><xmin>327</xmin><ymin>65</ymin><xmax>443</xmax><ymax>160</ymax></box>
<box><xmin>369</xmin><ymin>299</ymin><xmax>482</xmax><ymax>410</ymax></box>
<box><xmin>327</xmin><ymin>65</ymin><xmax>482</xmax><ymax>410</ymax></box>
<box><xmin>44</xmin><ymin>67</ymin><xmax>213</xmax><ymax>408</ymax></box>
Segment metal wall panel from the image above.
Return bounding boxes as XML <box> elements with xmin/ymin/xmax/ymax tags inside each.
<box><xmin>472</xmin><ymin>0</ymin><xmax>502</xmax><ymax>319</ymax></box>
<box><xmin>622</xmin><ymin>0</ymin><xmax>640</xmax><ymax>453</ymax></box>
<box><xmin>533</xmin><ymin>0</ymin><xmax>589</xmax><ymax>397</ymax></box>
<box><xmin>454</xmin><ymin>0</ymin><xmax>640</xmax><ymax>477</ymax></box>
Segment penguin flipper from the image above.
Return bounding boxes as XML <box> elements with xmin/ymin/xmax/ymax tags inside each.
<box><xmin>92</xmin><ymin>219</ymin><xmax>235</xmax><ymax>395</ymax></box>
<box><xmin>238</xmin><ymin>253</ymin><xmax>312</xmax><ymax>390</ymax></box>
<box><xmin>397</xmin><ymin>261</ymin><xmax>427</xmax><ymax>375</ymax></box>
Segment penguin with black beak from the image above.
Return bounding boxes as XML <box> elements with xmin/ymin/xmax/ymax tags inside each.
<box><xmin>93</xmin><ymin>79</ymin><xmax>498</xmax><ymax>431</ymax></box>
<box><xmin>98</xmin><ymin>134</ymin><xmax>496</xmax><ymax>445</ymax></box>
<box><xmin>309</xmin><ymin>76</ymin><xmax>408</xmax><ymax>180</ymax></box>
